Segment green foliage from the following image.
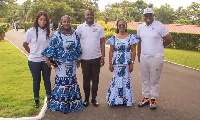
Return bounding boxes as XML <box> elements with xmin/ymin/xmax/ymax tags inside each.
<box><xmin>97</xmin><ymin>20</ymin><xmax>115</xmax><ymax>38</ymax></box>
<box><xmin>154</xmin><ymin>4</ymin><xmax>176</xmax><ymax>24</ymax></box>
<box><xmin>105</xmin><ymin>31</ymin><xmax>116</xmax><ymax>39</ymax></box>
<box><xmin>127</xmin><ymin>28</ymin><xmax>137</xmax><ymax>34</ymax></box>
<box><xmin>0</xmin><ymin>23</ymin><xmax>10</xmax><ymax>37</ymax></box>
<box><xmin>167</xmin><ymin>32</ymin><xmax>200</xmax><ymax>51</ymax></box>
<box><xmin>0</xmin><ymin>40</ymin><xmax>45</xmax><ymax>117</ymax></box>
<box><xmin>72</xmin><ymin>24</ymin><xmax>79</xmax><ymax>30</ymax></box>
<box><xmin>28</xmin><ymin>0</ymin><xmax>51</xmax><ymax>21</ymax></box>
<box><xmin>173</xmin><ymin>19</ymin><xmax>192</xmax><ymax>25</ymax></box>
<box><xmin>23</xmin><ymin>22</ymin><xmax>33</xmax><ymax>31</ymax></box>
<box><xmin>49</xmin><ymin>1</ymin><xmax>73</xmax><ymax>25</ymax></box>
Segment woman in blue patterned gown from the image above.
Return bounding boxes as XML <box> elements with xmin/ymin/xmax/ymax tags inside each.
<box><xmin>42</xmin><ymin>15</ymin><xmax>83</xmax><ymax>113</ymax></box>
<box><xmin>106</xmin><ymin>19</ymin><xmax>139</xmax><ymax>106</ymax></box>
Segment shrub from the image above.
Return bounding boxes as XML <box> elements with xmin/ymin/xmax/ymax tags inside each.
<box><xmin>0</xmin><ymin>23</ymin><xmax>10</xmax><ymax>37</ymax></box>
<box><xmin>167</xmin><ymin>32</ymin><xmax>200</xmax><ymax>51</ymax></box>
<box><xmin>23</xmin><ymin>22</ymin><xmax>33</xmax><ymax>31</ymax></box>
<box><xmin>105</xmin><ymin>31</ymin><xmax>116</xmax><ymax>39</ymax></box>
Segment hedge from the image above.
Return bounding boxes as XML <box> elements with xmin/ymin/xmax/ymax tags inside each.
<box><xmin>110</xmin><ymin>27</ymin><xmax>200</xmax><ymax>51</ymax></box>
<box><xmin>167</xmin><ymin>32</ymin><xmax>200</xmax><ymax>51</ymax></box>
<box><xmin>0</xmin><ymin>23</ymin><xmax>10</xmax><ymax>37</ymax></box>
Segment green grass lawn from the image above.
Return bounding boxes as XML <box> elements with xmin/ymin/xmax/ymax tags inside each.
<box><xmin>0</xmin><ymin>40</ymin><xmax>45</xmax><ymax>118</ymax></box>
<box><xmin>164</xmin><ymin>48</ymin><xmax>200</xmax><ymax>70</ymax></box>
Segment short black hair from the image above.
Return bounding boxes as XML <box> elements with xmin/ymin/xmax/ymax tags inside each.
<box><xmin>85</xmin><ymin>8</ymin><xmax>94</xmax><ymax>14</ymax></box>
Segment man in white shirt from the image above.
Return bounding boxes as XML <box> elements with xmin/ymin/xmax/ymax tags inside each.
<box><xmin>76</xmin><ymin>8</ymin><xmax>105</xmax><ymax>107</ymax></box>
<box><xmin>137</xmin><ymin>8</ymin><xmax>172</xmax><ymax>110</ymax></box>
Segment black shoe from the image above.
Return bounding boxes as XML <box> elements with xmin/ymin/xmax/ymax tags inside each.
<box><xmin>47</xmin><ymin>98</ymin><xmax>50</xmax><ymax>108</ymax></box>
<box><xmin>83</xmin><ymin>100</ymin><xmax>89</xmax><ymax>107</ymax></box>
<box><xmin>91</xmin><ymin>99</ymin><xmax>99</xmax><ymax>106</ymax></box>
<box><xmin>34</xmin><ymin>100</ymin><xmax>39</xmax><ymax>108</ymax></box>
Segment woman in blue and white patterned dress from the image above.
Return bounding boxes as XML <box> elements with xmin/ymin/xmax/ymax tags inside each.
<box><xmin>106</xmin><ymin>19</ymin><xmax>139</xmax><ymax>106</ymax></box>
<box><xmin>42</xmin><ymin>15</ymin><xmax>83</xmax><ymax>113</ymax></box>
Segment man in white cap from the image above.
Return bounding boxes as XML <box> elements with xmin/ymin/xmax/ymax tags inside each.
<box><xmin>137</xmin><ymin>8</ymin><xmax>172</xmax><ymax>110</ymax></box>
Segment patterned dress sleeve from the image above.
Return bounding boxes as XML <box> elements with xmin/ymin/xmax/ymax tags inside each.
<box><xmin>75</xmin><ymin>32</ymin><xmax>82</xmax><ymax>61</ymax></box>
<box><xmin>106</xmin><ymin>35</ymin><xmax>115</xmax><ymax>45</ymax></box>
<box><xmin>42</xmin><ymin>33</ymin><xmax>59</xmax><ymax>58</ymax></box>
<box><xmin>130</xmin><ymin>34</ymin><xmax>139</xmax><ymax>45</ymax></box>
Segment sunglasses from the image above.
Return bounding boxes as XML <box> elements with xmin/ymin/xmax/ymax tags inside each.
<box><xmin>118</xmin><ymin>24</ymin><xmax>126</xmax><ymax>27</ymax></box>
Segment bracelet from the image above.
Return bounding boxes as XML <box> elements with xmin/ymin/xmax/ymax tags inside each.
<box><xmin>101</xmin><ymin>56</ymin><xmax>105</xmax><ymax>59</ymax></box>
<box><xmin>131</xmin><ymin>61</ymin><xmax>134</xmax><ymax>64</ymax></box>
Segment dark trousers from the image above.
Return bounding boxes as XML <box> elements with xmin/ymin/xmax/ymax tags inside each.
<box><xmin>81</xmin><ymin>57</ymin><xmax>100</xmax><ymax>101</ymax></box>
<box><xmin>28</xmin><ymin>61</ymin><xmax>51</xmax><ymax>100</ymax></box>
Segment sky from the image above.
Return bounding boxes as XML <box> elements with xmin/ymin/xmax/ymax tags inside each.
<box><xmin>17</xmin><ymin>0</ymin><xmax>200</xmax><ymax>11</ymax></box>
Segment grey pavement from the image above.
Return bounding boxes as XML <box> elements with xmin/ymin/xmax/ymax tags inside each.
<box><xmin>5</xmin><ymin>30</ymin><xmax>200</xmax><ymax>120</ymax></box>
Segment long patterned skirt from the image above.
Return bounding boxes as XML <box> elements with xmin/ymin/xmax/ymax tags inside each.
<box><xmin>106</xmin><ymin>64</ymin><xmax>134</xmax><ymax>106</ymax></box>
<box><xmin>50</xmin><ymin>62</ymin><xmax>83</xmax><ymax>113</ymax></box>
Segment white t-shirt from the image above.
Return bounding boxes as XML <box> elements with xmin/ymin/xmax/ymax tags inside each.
<box><xmin>24</xmin><ymin>27</ymin><xmax>52</xmax><ymax>62</ymax></box>
<box><xmin>137</xmin><ymin>20</ymin><xmax>169</xmax><ymax>57</ymax></box>
<box><xmin>76</xmin><ymin>22</ymin><xmax>105</xmax><ymax>60</ymax></box>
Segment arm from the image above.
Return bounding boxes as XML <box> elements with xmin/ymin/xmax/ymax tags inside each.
<box><xmin>137</xmin><ymin>37</ymin><xmax>141</xmax><ymax>63</ymax></box>
<box><xmin>129</xmin><ymin>45</ymin><xmax>136</xmax><ymax>72</ymax></box>
<box><xmin>163</xmin><ymin>33</ymin><xmax>173</xmax><ymax>47</ymax></box>
<box><xmin>100</xmin><ymin>37</ymin><xmax>105</xmax><ymax>67</ymax></box>
<box><xmin>23</xmin><ymin>42</ymin><xmax>30</xmax><ymax>53</ymax></box>
<box><xmin>109</xmin><ymin>45</ymin><xmax>114</xmax><ymax>72</ymax></box>
<box><xmin>46</xmin><ymin>57</ymin><xmax>53</xmax><ymax>68</ymax></box>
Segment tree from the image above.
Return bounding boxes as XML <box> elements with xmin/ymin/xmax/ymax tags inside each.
<box><xmin>0</xmin><ymin>0</ymin><xmax>16</xmax><ymax>18</ymax></box>
<box><xmin>28</xmin><ymin>0</ymin><xmax>51</xmax><ymax>21</ymax></box>
<box><xmin>154</xmin><ymin>4</ymin><xmax>176</xmax><ymax>24</ymax></box>
<box><xmin>49</xmin><ymin>1</ymin><xmax>73</xmax><ymax>29</ymax></box>
<box><xmin>186</xmin><ymin>2</ymin><xmax>200</xmax><ymax>25</ymax></box>
<box><xmin>20</xmin><ymin>0</ymin><xmax>32</xmax><ymax>22</ymax></box>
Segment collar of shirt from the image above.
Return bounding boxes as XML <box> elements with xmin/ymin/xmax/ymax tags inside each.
<box><xmin>83</xmin><ymin>21</ymin><xmax>96</xmax><ymax>26</ymax></box>
<box><xmin>38</xmin><ymin>27</ymin><xmax>47</xmax><ymax>34</ymax></box>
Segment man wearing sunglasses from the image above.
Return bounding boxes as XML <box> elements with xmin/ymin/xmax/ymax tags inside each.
<box><xmin>137</xmin><ymin>8</ymin><xmax>172</xmax><ymax>110</ymax></box>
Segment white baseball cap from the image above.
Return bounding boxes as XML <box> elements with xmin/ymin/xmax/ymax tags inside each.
<box><xmin>143</xmin><ymin>8</ymin><xmax>154</xmax><ymax>14</ymax></box>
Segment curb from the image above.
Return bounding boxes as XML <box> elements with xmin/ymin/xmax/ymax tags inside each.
<box><xmin>0</xmin><ymin>37</ymin><xmax>48</xmax><ymax>120</ymax></box>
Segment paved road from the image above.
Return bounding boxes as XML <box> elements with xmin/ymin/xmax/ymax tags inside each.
<box><xmin>5</xmin><ymin>30</ymin><xmax>200</xmax><ymax>120</ymax></box>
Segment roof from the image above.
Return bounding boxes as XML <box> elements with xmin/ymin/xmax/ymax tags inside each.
<box><xmin>110</xmin><ymin>21</ymin><xmax>200</xmax><ymax>34</ymax></box>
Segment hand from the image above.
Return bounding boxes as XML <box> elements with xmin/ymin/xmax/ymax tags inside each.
<box><xmin>77</xmin><ymin>60</ymin><xmax>81</xmax><ymax>69</ymax></box>
<box><xmin>109</xmin><ymin>63</ymin><xmax>114</xmax><ymax>72</ymax></box>
<box><xmin>100</xmin><ymin>57</ymin><xmax>105</xmax><ymax>67</ymax></box>
<box><xmin>129</xmin><ymin>63</ymin><xmax>134</xmax><ymax>72</ymax></box>
<box><xmin>46</xmin><ymin>60</ymin><xmax>53</xmax><ymax>69</ymax></box>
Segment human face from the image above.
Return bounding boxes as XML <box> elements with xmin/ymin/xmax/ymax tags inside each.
<box><xmin>118</xmin><ymin>20</ymin><xmax>127</xmax><ymax>33</ymax></box>
<box><xmin>85</xmin><ymin>10</ymin><xmax>94</xmax><ymax>25</ymax></box>
<box><xmin>144</xmin><ymin>13</ymin><xmax>154</xmax><ymax>25</ymax></box>
<box><xmin>38</xmin><ymin>15</ymin><xmax>47</xmax><ymax>28</ymax></box>
<box><xmin>61</xmin><ymin>17</ymin><xmax>71</xmax><ymax>29</ymax></box>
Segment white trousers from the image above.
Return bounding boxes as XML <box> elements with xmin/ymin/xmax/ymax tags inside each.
<box><xmin>140</xmin><ymin>54</ymin><xmax>163</xmax><ymax>99</ymax></box>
